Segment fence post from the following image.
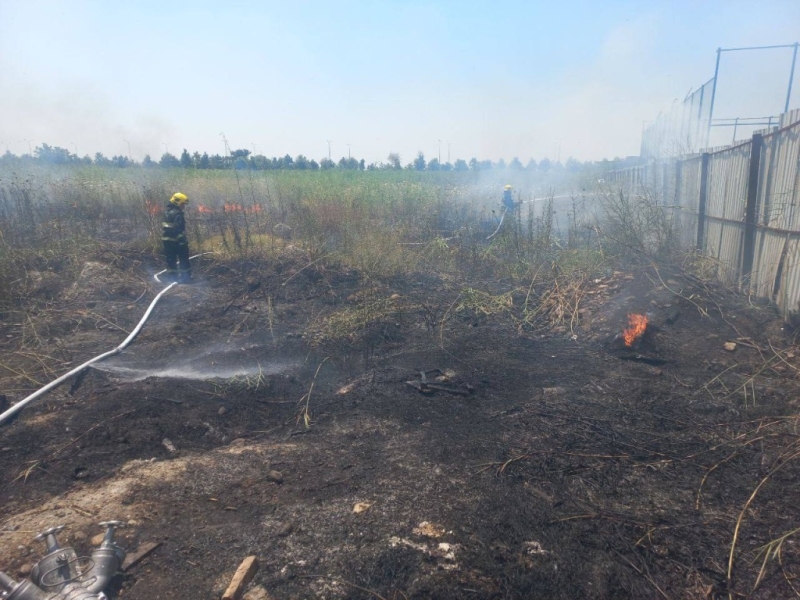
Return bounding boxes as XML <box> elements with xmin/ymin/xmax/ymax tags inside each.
<box><xmin>697</xmin><ymin>153</ymin><xmax>710</xmax><ymax>250</ymax></box>
<box><xmin>741</xmin><ymin>133</ymin><xmax>764</xmax><ymax>286</ymax></box>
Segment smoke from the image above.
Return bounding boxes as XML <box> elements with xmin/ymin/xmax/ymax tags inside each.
<box><xmin>0</xmin><ymin>67</ymin><xmax>175</xmax><ymax>159</ymax></box>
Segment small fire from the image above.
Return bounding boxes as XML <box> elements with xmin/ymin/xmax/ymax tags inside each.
<box><xmin>623</xmin><ymin>313</ymin><xmax>648</xmax><ymax>347</ymax></box>
<box><xmin>196</xmin><ymin>205</ymin><xmax>213</xmax><ymax>214</ymax></box>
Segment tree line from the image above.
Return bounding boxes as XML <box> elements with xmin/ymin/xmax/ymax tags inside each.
<box><xmin>0</xmin><ymin>144</ymin><xmax>632</xmax><ymax>173</ymax></box>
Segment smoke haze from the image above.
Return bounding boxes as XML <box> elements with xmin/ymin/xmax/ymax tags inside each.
<box><xmin>1</xmin><ymin>0</ymin><xmax>798</xmax><ymax>162</ymax></box>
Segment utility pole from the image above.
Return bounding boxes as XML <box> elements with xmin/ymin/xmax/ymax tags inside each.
<box><xmin>347</xmin><ymin>143</ymin><xmax>351</xmax><ymax>159</ymax></box>
<box><xmin>447</xmin><ymin>142</ymin><xmax>451</xmax><ymax>163</ymax></box>
<box><xmin>252</xmin><ymin>143</ymin><xmax>258</xmax><ymax>156</ymax></box>
<box><xmin>162</xmin><ymin>142</ymin><xmax>169</xmax><ymax>155</ymax></box>
<box><xmin>124</xmin><ymin>139</ymin><xmax>131</xmax><ymax>160</ymax></box>
<box><xmin>326</xmin><ymin>140</ymin><xmax>332</xmax><ymax>160</ymax></box>
<box><xmin>786</xmin><ymin>42</ymin><xmax>799</xmax><ymax>113</ymax></box>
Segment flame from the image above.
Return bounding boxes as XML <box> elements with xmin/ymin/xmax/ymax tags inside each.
<box><xmin>623</xmin><ymin>313</ymin><xmax>648</xmax><ymax>347</ymax></box>
<box><xmin>196</xmin><ymin>204</ymin><xmax>213</xmax><ymax>214</ymax></box>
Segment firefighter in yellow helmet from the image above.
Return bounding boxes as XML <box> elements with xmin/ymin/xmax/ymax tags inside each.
<box><xmin>162</xmin><ymin>193</ymin><xmax>192</xmax><ymax>283</ymax></box>
<box><xmin>502</xmin><ymin>184</ymin><xmax>516</xmax><ymax>211</ymax></box>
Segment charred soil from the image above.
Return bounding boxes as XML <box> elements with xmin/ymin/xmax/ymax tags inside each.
<box><xmin>2</xmin><ymin>254</ymin><xmax>800</xmax><ymax>599</ymax></box>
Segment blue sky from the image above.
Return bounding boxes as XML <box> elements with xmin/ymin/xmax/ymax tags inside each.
<box><xmin>1</xmin><ymin>0</ymin><xmax>798</xmax><ymax>162</ymax></box>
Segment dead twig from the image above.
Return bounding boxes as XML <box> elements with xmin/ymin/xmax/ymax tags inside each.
<box><xmin>728</xmin><ymin>449</ymin><xmax>800</xmax><ymax>593</ymax></box>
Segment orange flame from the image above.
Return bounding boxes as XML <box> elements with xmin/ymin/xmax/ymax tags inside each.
<box><xmin>623</xmin><ymin>313</ymin><xmax>648</xmax><ymax>347</ymax></box>
<box><xmin>196</xmin><ymin>204</ymin><xmax>213</xmax><ymax>214</ymax></box>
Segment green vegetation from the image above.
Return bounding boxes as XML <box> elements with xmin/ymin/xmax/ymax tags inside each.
<box><xmin>0</xmin><ymin>161</ymin><xmax>678</xmax><ymax>347</ymax></box>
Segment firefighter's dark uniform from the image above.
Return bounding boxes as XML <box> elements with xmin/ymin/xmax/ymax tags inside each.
<box><xmin>502</xmin><ymin>189</ymin><xmax>515</xmax><ymax>211</ymax></box>
<box><xmin>162</xmin><ymin>202</ymin><xmax>191</xmax><ymax>282</ymax></box>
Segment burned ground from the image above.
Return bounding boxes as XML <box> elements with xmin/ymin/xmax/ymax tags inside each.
<box><xmin>2</xmin><ymin>251</ymin><xmax>800</xmax><ymax>600</ymax></box>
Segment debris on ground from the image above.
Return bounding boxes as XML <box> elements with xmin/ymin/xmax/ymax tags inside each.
<box><xmin>222</xmin><ymin>556</ymin><xmax>259</xmax><ymax>600</ymax></box>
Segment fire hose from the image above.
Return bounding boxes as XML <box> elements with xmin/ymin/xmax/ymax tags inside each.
<box><xmin>485</xmin><ymin>207</ymin><xmax>509</xmax><ymax>241</ymax></box>
<box><xmin>0</xmin><ymin>253</ymin><xmax>214</xmax><ymax>427</ymax></box>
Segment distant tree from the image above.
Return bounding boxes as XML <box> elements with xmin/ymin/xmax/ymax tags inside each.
<box><xmin>309</xmin><ymin>159</ymin><xmax>320</xmax><ymax>170</ymax></box>
<box><xmin>359</xmin><ymin>159</ymin><xmax>365</xmax><ymax>171</ymax></box>
<box><xmin>198</xmin><ymin>152</ymin><xmax>210</xmax><ymax>169</ymax></box>
<box><xmin>538</xmin><ymin>157</ymin><xmax>551</xmax><ymax>172</ymax></box>
<box><xmin>159</xmin><ymin>152</ymin><xmax>180</xmax><ymax>168</ymax></box>
<box><xmin>565</xmin><ymin>157</ymin><xmax>582</xmax><ymax>172</ymax></box>
<box><xmin>320</xmin><ymin>158</ymin><xmax>335</xmax><ymax>170</ymax></box>
<box><xmin>35</xmin><ymin>144</ymin><xmax>72</xmax><ymax>164</ymax></box>
<box><xmin>295</xmin><ymin>155</ymin><xmax>309</xmax><ymax>169</ymax></box>
<box><xmin>453</xmin><ymin>159</ymin><xmax>469</xmax><ymax>172</ymax></box>
<box><xmin>441</xmin><ymin>161</ymin><xmax>453</xmax><ymax>171</ymax></box>
<box><xmin>469</xmin><ymin>158</ymin><xmax>479</xmax><ymax>171</ymax></box>
<box><xmin>180</xmin><ymin>149</ymin><xmax>193</xmax><ymax>168</ymax></box>
<box><xmin>112</xmin><ymin>155</ymin><xmax>132</xmax><ymax>167</ymax></box>
<box><xmin>231</xmin><ymin>149</ymin><xmax>251</xmax><ymax>159</ymax></box>
<box><xmin>413</xmin><ymin>151</ymin><xmax>426</xmax><ymax>171</ymax></box>
<box><xmin>496</xmin><ymin>158</ymin><xmax>507</xmax><ymax>169</ymax></box>
<box><xmin>525</xmin><ymin>158</ymin><xmax>537</xmax><ymax>171</ymax></box>
<box><xmin>192</xmin><ymin>151</ymin><xmax>201</xmax><ymax>166</ymax></box>
<box><xmin>209</xmin><ymin>154</ymin><xmax>225</xmax><ymax>169</ymax></box>
<box><xmin>387</xmin><ymin>152</ymin><xmax>402</xmax><ymax>170</ymax></box>
<box><xmin>143</xmin><ymin>154</ymin><xmax>155</xmax><ymax>167</ymax></box>
<box><xmin>509</xmin><ymin>157</ymin><xmax>523</xmax><ymax>170</ymax></box>
<box><xmin>81</xmin><ymin>155</ymin><xmax>93</xmax><ymax>165</ymax></box>
<box><xmin>367</xmin><ymin>162</ymin><xmax>378</xmax><ymax>171</ymax></box>
<box><xmin>281</xmin><ymin>154</ymin><xmax>294</xmax><ymax>169</ymax></box>
<box><xmin>94</xmin><ymin>152</ymin><xmax>112</xmax><ymax>166</ymax></box>
<box><xmin>427</xmin><ymin>157</ymin><xmax>440</xmax><ymax>171</ymax></box>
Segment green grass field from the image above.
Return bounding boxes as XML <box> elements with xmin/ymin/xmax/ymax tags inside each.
<box><xmin>0</xmin><ymin>164</ymin><xmax>610</xmax><ymax>306</ymax></box>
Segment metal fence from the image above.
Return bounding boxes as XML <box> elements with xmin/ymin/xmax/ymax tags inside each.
<box><xmin>640</xmin><ymin>79</ymin><xmax>715</xmax><ymax>160</ymax></box>
<box><xmin>609</xmin><ymin>109</ymin><xmax>800</xmax><ymax>319</ymax></box>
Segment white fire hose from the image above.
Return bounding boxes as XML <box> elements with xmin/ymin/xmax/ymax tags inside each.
<box><xmin>0</xmin><ymin>253</ymin><xmax>215</xmax><ymax>426</ymax></box>
<box><xmin>486</xmin><ymin>207</ymin><xmax>509</xmax><ymax>241</ymax></box>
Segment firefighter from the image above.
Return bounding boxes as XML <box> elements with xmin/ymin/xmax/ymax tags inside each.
<box><xmin>162</xmin><ymin>192</ymin><xmax>192</xmax><ymax>283</ymax></box>
<box><xmin>502</xmin><ymin>184</ymin><xmax>516</xmax><ymax>212</ymax></box>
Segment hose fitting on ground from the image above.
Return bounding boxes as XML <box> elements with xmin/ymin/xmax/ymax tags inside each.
<box><xmin>1</xmin><ymin>521</ymin><xmax>127</xmax><ymax>600</ymax></box>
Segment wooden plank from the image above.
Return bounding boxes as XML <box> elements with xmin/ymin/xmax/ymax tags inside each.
<box><xmin>122</xmin><ymin>541</ymin><xmax>163</xmax><ymax>571</ymax></box>
<box><xmin>222</xmin><ymin>556</ymin><xmax>259</xmax><ymax>600</ymax></box>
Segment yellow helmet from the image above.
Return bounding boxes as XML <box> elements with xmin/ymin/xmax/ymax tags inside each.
<box><xmin>170</xmin><ymin>192</ymin><xmax>189</xmax><ymax>206</ymax></box>
<box><xmin>504</xmin><ymin>185</ymin><xmax>513</xmax><ymax>190</ymax></box>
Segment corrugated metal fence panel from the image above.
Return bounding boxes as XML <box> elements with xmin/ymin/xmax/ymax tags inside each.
<box><xmin>763</xmin><ymin>117</ymin><xmax>800</xmax><ymax>319</ymax></box>
<box><xmin>703</xmin><ymin>143</ymin><xmax>751</xmax><ymax>284</ymax></box>
<box><xmin>751</xmin><ymin>230</ymin><xmax>786</xmax><ymax>299</ymax></box>
<box><xmin>704</xmin><ymin>220</ymin><xmax>744</xmax><ymax>285</ymax></box>
<box><xmin>706</xmin><ymin>143</ymin><xmax>751</xmax><ymax>221</ymax></box>
<box><xmin>777</xmin><ymin>239</ymin><xmax>800</xmax><ymax>317</ymax></box>
<box><xmin>675</xmin><ymin>157</ymin><xmax>701</xmax><ymax>247</ymax></box>
<box><xmin>759</xmin><ymin>120</ymin><xmax>800</xmax><ymax>230</ymax></box>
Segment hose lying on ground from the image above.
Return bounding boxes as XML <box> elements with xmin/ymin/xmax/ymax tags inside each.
<box><xmin>0</xmin><ymin>253</ymin><xmax>215</xmax><ymax>426</ymax></box>
<box><xmin>486</xmin><ymin>207</ymin><xmax>509</xmax><ymax>241</ymax></box>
